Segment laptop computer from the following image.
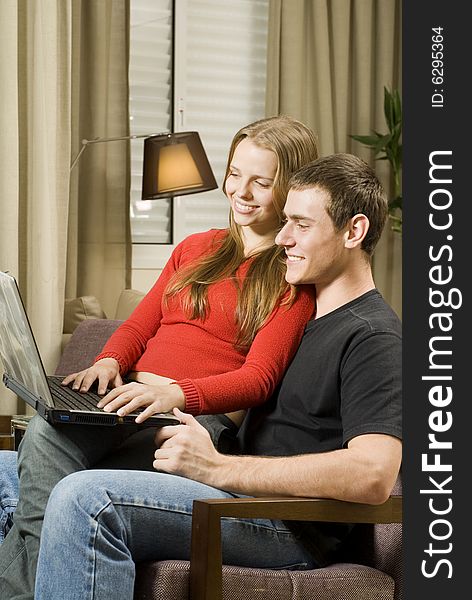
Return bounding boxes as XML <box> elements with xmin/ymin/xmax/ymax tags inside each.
<box><xmin>0</xmin><ymin>271</ymin><xmax>179</xmax><ymax>427</ymax></box>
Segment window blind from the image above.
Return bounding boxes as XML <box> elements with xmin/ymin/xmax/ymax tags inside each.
<box><xmin>174</xmin><ymin>0</ymin><xmax>269</xmax><ymax>242</ymax></box>
<box><xmin>129</xmin><ymin>0</ymin><xmax>173</xmax><ymax>244</ymax></box>
<box><xmin>129</xmin><ymin>0</ymin><xmax>269</xmax><ymax>248</ymax></box>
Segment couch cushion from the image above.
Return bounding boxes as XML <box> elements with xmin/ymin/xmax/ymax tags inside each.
<box><xmin>114</xmin><ymin>289</ymin><xmax>145</xmax><ymax>320</ymax></box>
<box><xmin>134</xmin><ymin>560</ymin><xmax>395</xmax><ymax>600</ymax></box>
<box><xmin>63</xmin><ymin>296</ymin><xmax>107</xmax><ymax>334</ymax></box>
<box><xmin>55</xmin><ymin>319</ymin><xmax>123</xmax><ymax>376</ymax></box>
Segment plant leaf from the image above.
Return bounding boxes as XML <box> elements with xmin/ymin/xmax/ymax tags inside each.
<box><xmin>374</xmin><ymin>134</ymin><xmax>391</xmax><ymax>151</ymax></box>
<box><xmin>384</xmin><ymin>87</ymin><xmax>395</xmax><ymax>131</ymax></box>
<box><xmin>350</xmin><ymin>132</ymin><xmax>392</xmax><ymax>156</ymax></box>
<box><xmin>392</xmin><ymin>89</ymin><xmax>402</xmax><ymax>125</ymax></box>
<box><xmin>350</xmin><ymin>133</ymin><xmax>381</xmax><ymax>147</ymax></box>
<box><xmin>389</xmin><ymin>195</ymin><xmax>403</xmax><ymax>210</ymax></box>
<box><xmin>351</xmin><ymin>87</ymin><xmax>402</xmax><ymax>234</ymax></box>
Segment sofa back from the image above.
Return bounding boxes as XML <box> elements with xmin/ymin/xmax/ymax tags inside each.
<box><xmin>55</xmin><ymin>319</ymin><xmax>122</xmax><ymax>376</ymax></box>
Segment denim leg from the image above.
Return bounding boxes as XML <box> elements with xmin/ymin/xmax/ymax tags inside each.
<box><xmin>0</xmin><ymin>415</ymin><xmax>142</xmax><ymax>599</ymax></box>
<box><xmin>35</xmin><ymin>469</ymin><xmax>316</xmax><ymax>600</ymax></box>
<box><xmin>0</xmin><ymin>452</ymin><xmax>19</xmax><ymax>545</ymax></box>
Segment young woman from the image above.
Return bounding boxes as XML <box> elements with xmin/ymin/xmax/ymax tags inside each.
<box><xmin>62</xmin><ymin>115</ymin><xmax>319</xmax><ymax>421</ymax></box>
<box><xmin>0</xmin><ymin>117</ymin><xmax>319</xmax><ymax>584</ymax></box>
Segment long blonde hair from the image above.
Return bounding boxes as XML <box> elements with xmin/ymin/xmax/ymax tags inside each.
<box><xmin>166</xmin><ymin>116</ymin><xmax>319</xmax><ymax>348</ymax></box>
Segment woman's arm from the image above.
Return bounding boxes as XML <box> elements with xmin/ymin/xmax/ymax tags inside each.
<box><xmin>94</xmin><ymin>258</ymin><xmax>178</xmax><ymax>373</ymax></box>
<box><xmin>96</xmin><ymin>286</ymin><xmax>315</xmax><ymax>418</ymax></box>
<box><xmin>63</xmin><ymin>242</ymin><xmax>185</xmax><ymax>393</ymax></box>
<box><xmin>63</xmin><ymin>230</ymin><xmax>226</xmax><ymax>394</ymax></box>
<box><xmin>95</xmin><ymin>230</ymin><xmax>224</xmax><ymax>374</ymax></box>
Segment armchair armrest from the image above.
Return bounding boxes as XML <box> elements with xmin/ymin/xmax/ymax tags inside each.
<box><xmin>189</xmin><ymin>495</ymin><xmax>402</xmax><ymax>600</ymax></box>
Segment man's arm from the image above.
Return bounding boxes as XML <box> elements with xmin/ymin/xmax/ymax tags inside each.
<box><xmin>154</xmin><ymin>409</ymin><xmax>402</xmax><ymax>505</ymax></box>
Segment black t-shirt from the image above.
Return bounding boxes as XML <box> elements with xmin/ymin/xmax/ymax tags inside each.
<box><xmin>233</xmin><ymin>290</ymin><xmax>402</xmax><ymax>565</ymax></box>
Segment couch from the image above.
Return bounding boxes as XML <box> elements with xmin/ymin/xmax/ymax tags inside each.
<box><xmin>62</xmin><ymin>289</ymin><xmax>145</xmax><ymax>348</ymax></box>
<box><xmin>54</xmin><ymin>300</ymin><xmax>403</xmax><ymax>600</ymax></box>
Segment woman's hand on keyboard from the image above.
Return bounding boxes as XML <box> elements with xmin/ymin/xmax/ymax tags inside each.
<box><xmin>61</xmin><ymin>358</ymin><xmax>122</xmax><ymax>396</ymax></box>
<box><xmin>97</xmin><ymin>382</ymin><xmax>185</xmax><ymax>422</ymax></box>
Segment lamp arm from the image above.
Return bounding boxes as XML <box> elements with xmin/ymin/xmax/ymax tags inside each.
<box><xmin>69</xmin><ymin>132</ymin><xmax>169</xmax><ymax>172</ymax></box>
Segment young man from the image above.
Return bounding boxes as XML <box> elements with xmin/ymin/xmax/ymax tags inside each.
<box><xmin>1</xmin><ymin>154</ymin><xmax>402</xmax><ymax>599</ymax></box>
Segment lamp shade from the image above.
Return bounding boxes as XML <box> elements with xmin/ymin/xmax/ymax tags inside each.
<box><xmin>142</xmin><ymin>132</ymin><xmax>218</xmax><ymax>200</ymax></box>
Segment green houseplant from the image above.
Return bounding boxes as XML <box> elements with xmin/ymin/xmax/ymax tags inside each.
<box><xmin>350</xmin><ymin>87</ymin><xmax>402</xmax><ymax>233</ymax></box>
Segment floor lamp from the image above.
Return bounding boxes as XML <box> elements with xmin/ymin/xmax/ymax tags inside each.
<box><xmin>70</xmin><ymin>131</ymin><xmax>218</xmax><ymax>200</ymax></box>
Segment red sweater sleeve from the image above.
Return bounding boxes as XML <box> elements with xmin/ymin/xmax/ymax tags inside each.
<box><xmin>95</xmin><ymin>243</ymin><xmax>183</xmax><ymax>373</ymax></box>
<box><xmin>176</xmin><ymin>286</ymin><xmax>316</xmax><ymax>414</ymax></box>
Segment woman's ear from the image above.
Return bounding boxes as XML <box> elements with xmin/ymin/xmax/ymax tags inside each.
<box><xmin>344</xmin><ymin>214</ymin><xmax>370</xmax><ymax>249</ymax></box>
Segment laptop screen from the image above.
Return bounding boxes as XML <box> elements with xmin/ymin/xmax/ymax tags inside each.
<box><xmin>0</xmin><ymin>272</ymin><xmax>53</xmax><ymax>405</ymax></box>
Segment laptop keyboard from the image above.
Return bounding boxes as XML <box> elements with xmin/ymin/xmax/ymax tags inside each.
<box><xmin>47</xmin><ymin>376</ymin><xmax>103</xmax><ymax>412</ymax></box>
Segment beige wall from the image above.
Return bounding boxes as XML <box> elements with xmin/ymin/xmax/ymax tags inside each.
<box><xmin>132</xmin><ymin>269</ymin><xmax>162</xmax><ymax>294</ymax></box>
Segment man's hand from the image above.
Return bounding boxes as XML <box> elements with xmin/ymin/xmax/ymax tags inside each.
<box><xmin>153</xmin><ymin>408</ymin><xmax>225</xmax><ymax>485</ymax></box>
<box><xmin>97</xmin><ymin>382</ymin><xmax>186</xmax><ymax>423</ymax></box>
<box><xmin>62</xmin><ymin>358</ymin><xmax>122</xmax><ymax>395</ymax></box>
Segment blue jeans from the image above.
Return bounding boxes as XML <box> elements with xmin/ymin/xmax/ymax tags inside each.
<box><xmin>0</xmin><ymin>452</ymin><xmax>19</xmax><ymax>544</ymax></box>
<box><xmin>0</xmin><ymin>415</ymin><xmax>157</xmax><ymax>599</ymax></box>
<box><xmin>35</xmin><ymin>469</ymin><xmax>316</xmax><ymax>600</ymax></box>
<box><xmin>0</xmin><ymin>416</ymin><xmax>316</xmax><ymax>599</ymax></box>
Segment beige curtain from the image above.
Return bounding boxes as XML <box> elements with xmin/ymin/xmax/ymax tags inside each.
<box><xmin>0</xmin><ymin>0</ymin><xmax>130</xmax><ymax>416</ymax></box>
<box><xmin>266</xmin><ymin>0</ymin><xmax>402</xmax><ymax>317</ymax></box>
<box><xmin>67</xmin><ymin>1</ymin><xmax>131</xmax><ymax>318</ymax></box>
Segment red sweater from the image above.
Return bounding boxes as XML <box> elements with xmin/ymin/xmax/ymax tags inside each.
<box><xmin>96</xmin><ymin>229</ymin><xmax>315</xmax><ymax>415</ymax></box>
